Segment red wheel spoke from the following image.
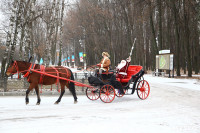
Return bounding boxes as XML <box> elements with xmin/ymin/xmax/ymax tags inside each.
<box><xmin>100</xmin><ymin>85</ymin><xmax>115</xmax><ymax>103</ymax></box>
<box><xmin>143</xmin><ymin>91</ymin><xmax>146</xmax><ymax>98</ymax></box>
<box><xmin>86</xmin><ymin>87</ymin><xmax>99</xmax><ymax>101</ymax></box>
<box><xmin>137</xmin><ymin>80</ymin><xmax>150</xmax><ymax>100</ymax></box>
<box><xmin>140</xmin><ymin>92</ymin><xmax>142</xmax><ymax>98</ymax></box>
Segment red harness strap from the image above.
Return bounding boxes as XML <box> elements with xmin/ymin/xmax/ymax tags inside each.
<box><xmin>38</xmin><ymin>65</ymin><xmax>45</xmax><ymax>93</ymax></box>
<box><xmin>39</xmin><ymin>65</ymin><xmax>45</xmax><ymax>84</ymax></box>
<box><xmin>23</xmin><ymin>63</ymin><xmax>36</xmax><ymax>82</ymax></box>
<box><xmin>51</xmin><ymin>67</ymin><xmax>60</xmax><ymax>92</ymax></box>
<box><xmin>51</xmin><ymin>67</ymin><xmax>60</xmax><ymax>85</ymax></box>
<box><xmin>12</xmin><ymin>61</ymin><xmax>20</xmax><ymax>79</ymax></box>
<box><xmin>64</xmin><ymin>68</ymin><xmax>70</xmax><ymax>79</ymax></box>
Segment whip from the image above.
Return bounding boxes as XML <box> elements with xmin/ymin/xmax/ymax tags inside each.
<box><xmin>129</xmin><ymin>38</ymin><xmax>137</xmax><ymax>57</ymax></box>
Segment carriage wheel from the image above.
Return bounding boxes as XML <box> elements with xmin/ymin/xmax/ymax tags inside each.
<box><xmin>115</xmin><ymin>89</ymin><xmax>126</xmax><ymax>97</ymax></box>
<box><xmin>137</xmin><ymin>80</ymin><xmax>150</xmax><ymax>100</ymax></box>
<box><xmin>86</xmin><ymin>87</ymin><xmax>100</xmax><ymax>100</ymax></box>
<box><xmin>100</xmin><ymin>85</ymin><xmax>115</xmax><ymax>103</ymax></box>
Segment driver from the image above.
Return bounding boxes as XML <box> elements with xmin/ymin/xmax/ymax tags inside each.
<box><xmin>97</xmin><ymin>52</ymin><xmax>111</xmax><ymax>74</ymax></box>
<box><xmin>96</xmin><ymin>52</ymin><xmax>111</xmax><ymax>81</ymax></box>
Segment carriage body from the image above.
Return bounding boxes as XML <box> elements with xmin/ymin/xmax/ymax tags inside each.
<box><xmin>116</xmin><ymin>65</ymin><xmax>143</xmax><ymax>83</ymax></box>
<box><xmin>86</xmin><ymin>65</ymin><xmax>150</xmax><ymax>103</ymax></box>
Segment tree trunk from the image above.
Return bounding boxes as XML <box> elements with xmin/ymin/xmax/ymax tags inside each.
<box><xmin>8</xmin><ymin>0</ymin><xmax>23</xmax><ymax>64</ymax></box>
<box><xmin>183</xmin><ymin>0</ymin><xmax>192</xmax><ymax>77</ymax></box>
<box><xmin>149</xmin><ymin>2</ymin><xmax>158</xmax><ymax>55</ymax></box>
<box><xmin>157</xmin><ymin>0</ymin><xmax>162</xmax><ymax>50</ymax></box>
<box><xmin>171</xmin><ymin>0</ymin><xmax>181</xmax><ymax>76</ymax></box>
<box><xmin>58</xmin><ymin>0</ymin><xmax>65</xmax><ymax>66</ymax></box>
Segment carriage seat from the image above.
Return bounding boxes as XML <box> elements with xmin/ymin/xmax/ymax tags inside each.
<box><xmin>116</xmin><ymin>65</ymin><xmax>142</xmax><ymax>83</ymax></box>
<box><xmin>116</xmin><ymin>70</ymin><xmax>137</xmax><ymax>83</ymax></box>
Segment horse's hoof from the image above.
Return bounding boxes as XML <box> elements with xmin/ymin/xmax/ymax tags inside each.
<box><xmin>54</xmin><ymin>102</ymin><xmax>59</xmax><ymax>104</ymax></box>
<box><xmin>36</xmin><ymin>103</ymin><xmax>40</xmax><ymax>105</ymax></box>
<box><xmin>74</xmin><ymin>101</ymin><xmax>78</xmax><ymax>104</ymax></box>
<box><xmin>26</xmin><ymin>102</ymin><xmax>29</xmax><ymax>105</ymax></box>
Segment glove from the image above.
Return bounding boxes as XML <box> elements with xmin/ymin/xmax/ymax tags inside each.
<box><xmin>97</xmin><ymin>64</ymin><xmax>101</xmax><ymax>67</ymax></box>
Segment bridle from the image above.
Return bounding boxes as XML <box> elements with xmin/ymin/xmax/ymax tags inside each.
<box><xmin>8</xmin><ymin>61</ymin><xmax>19</xmax><ymax>75</ymax></box>
<box><xmin>8</xmin><ymin>61</ymin><xmax>33</xmax><ymax>79</ymax></box>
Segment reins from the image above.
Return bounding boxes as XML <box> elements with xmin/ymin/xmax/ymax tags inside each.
<box><xmin>11</xmin><ymin>61</ymin><xmax>71</xmax><ymax>79</ymax></box>
<box><xmin>12</xmin><ymin>61</ymin><xmax>20</xmax><ymax>78</ymax></box>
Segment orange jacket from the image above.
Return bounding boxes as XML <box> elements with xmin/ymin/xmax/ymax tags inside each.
<box><xmin>99</xmin><ymin>57</ymin><xmax>111</xmax><ymax>72</ymax></box>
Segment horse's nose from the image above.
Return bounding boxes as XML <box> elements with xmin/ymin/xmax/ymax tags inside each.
<box><xmin>6</xmin><ymin>72</ymin><xmax>11</xmax><ymax>76</ymax></box>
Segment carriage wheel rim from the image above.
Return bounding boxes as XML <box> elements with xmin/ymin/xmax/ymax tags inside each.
<box><xmin>137</xmin><ymin>80</ymin><xmax>150</xmax><ymax>100</ymax></box>
<box><xmin>100</xmin><ymin>85</ymin><xmax>115</xmax><ymax>103</ymax></box>
<box><xmin>86</xmin><ymin>87</ymin><xmax>99</xmax><ymax>100</ymax></box>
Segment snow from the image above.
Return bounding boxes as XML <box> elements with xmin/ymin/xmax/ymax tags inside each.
<box><xmin>0</xmin><ymin>75</ymin><xmax>200</xmax><ymax>133</ymax></box>
<box><xmin>145</xmin><ymin>75</ymin><xmax>200</xmax><ymax>91</ymax></box>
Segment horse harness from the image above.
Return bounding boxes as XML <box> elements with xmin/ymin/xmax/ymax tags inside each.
<box><xmin>24</xmin><ymin>64</ymin><xmax>63</xmax><ymax>85</ymax></box>
<box><xmin>12</xmin><ymin>61</ymin><xmax>69</xmax><ymax>85</ymax></box>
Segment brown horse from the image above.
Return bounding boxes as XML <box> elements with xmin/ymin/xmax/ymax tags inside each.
<box><xmin>6</xmin><ymin>60</ymin><xmax>78</xmax><ymax>105</ymax></box>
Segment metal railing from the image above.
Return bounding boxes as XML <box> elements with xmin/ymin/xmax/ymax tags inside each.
<box><xmin>0</xmin><ymin>72</ymin><xmax>94</xmax><ymax>94</ymax></box>
<box><xmin>73</xmin><ymin>72</ymin><xmax>94</xmax><ymax>80</ymax></box>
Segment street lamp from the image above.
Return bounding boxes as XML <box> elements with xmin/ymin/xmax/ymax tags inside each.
<box><xmin>72</xmin><ymin>38</ymin><xmax>76</xmax><ymax>68</ymax></box>
<box><xmin>79</xmin><ymin>39</ymin><xmax>86</xmax><ymax>70</ymax></box>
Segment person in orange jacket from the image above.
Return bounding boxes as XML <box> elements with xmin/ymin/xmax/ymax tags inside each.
<box><xmin>97</xmin><ymin>52</ymin><xmax>111</xmax><ymax>74</ymax></box>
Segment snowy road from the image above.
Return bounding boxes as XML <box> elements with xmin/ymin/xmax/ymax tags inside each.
<box><xmin>0</xmin><ymin>75</ymin><xmax>200</xmax><ymax>133</ymax></box>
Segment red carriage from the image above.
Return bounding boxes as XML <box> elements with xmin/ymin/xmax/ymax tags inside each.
<box><xmin>86</xmin><ymin>65</ymin><xmax>150</xmax><ymax>103</ymax></box>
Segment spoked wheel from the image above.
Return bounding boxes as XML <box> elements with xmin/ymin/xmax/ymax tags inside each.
<box><xmin>100</xmin><ymin>85</ymin><xmax>115</xmax><ymax>103</ymax></box>
<box><xmin>86</xmin><ymin>87</ymin><xmax>100</xmax><ymax>100</ymax></box>
<box><xmin>115</xmin><ymin>89</ymin><xmax>126</xmax><ymax>97</ymax></box>
<box><xmin>137</xmin><ymin>80</ymin><xmax>150</xmax><ymax>100</ymax></box>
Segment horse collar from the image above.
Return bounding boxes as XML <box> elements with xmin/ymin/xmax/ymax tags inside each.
<box><xmin>24</xmin><ymin>63</ymin><xmax>36</xmax><ymax>78</ymax></box>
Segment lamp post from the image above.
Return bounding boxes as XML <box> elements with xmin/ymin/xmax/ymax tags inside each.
<box><xmin>56</xmin><ymin>49</ymin><xmax>59</xmax><ymax>65</ymax></box>
<box><xmin>79</xmin><ymin>39</ymin><xmax>86</xmax><ymax>70</ymax></box>
<box><xmin>83</xmin><ymin>28</ymin><xmax>86</xmax><ymax>70</ymax></box>
<box><xmin>71</xmin><ymin>38</ymin><xmax>76</xmax><ymax>68</ymax></box>
<box><xmin>78</xmin><ymin>26</ymin><xmax>87</xmax><ymax>70</ymax></box>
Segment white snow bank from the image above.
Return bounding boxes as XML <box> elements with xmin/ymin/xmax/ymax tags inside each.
<box><xmin>144</xmin><ymin>74</ymin><xmax>200</xmax><ymax>91</ymax></box>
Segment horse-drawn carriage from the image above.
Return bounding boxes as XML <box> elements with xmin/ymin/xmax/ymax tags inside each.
<box><xmin>86</xmin><ymin>65</ymin><xmax>150</xmax><ymax>103</ymax></box>
<box><xmin>6</xmin><ymin>60</ymin><xmax>150</xmax><ymax>104</ymax></box>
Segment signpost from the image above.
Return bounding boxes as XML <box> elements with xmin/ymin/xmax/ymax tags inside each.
<box><xmin>156</xmin><ymin>50</ymin><xmax>174</xmax><ymax>78</ymax></box>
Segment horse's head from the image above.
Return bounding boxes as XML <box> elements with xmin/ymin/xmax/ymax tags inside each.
<box><xmin>6</xmin><ymin>61</ymin><xmax>33</xmax><ymax>76</ymax></box>
<box><xmin>6</xmin><ymin>61</ymin><xmax>18</xmax><ymax>77</ymax></box>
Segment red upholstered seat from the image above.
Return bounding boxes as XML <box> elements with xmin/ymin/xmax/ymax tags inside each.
<box><xmin>117</xmin><ymin>65</ymin><xmax>143</xmax><ymax>83</ymax></box>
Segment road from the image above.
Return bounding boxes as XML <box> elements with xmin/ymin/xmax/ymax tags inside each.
<box><xmin>0</xmin><ymin>75</ymin><xmax>199</xmax><ymax>133</ymax></box>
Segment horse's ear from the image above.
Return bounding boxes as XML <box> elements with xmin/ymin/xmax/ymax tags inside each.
<box><xmin>28</xmin><ymin>56</ymin><xmax>32</xmax><ymax>62</ymax></box>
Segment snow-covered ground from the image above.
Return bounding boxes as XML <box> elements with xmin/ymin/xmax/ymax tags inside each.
<box><xmin>0</xmin><ymin>75</ymin><xmax>200</xmax><ymax>133</ymax></box>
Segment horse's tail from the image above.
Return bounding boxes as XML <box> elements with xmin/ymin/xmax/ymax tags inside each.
<box><xmin>69</xmin><ymin>69</ymin><xmax>74</xmax><ymax>81</ymax></box>
<box><xmin>69</xmin><ymin>69</ymin><xmax>77</xmax><ymax>101</ymax></box>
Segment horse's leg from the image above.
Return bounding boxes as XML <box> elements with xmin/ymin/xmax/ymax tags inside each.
<box><xmin>55</xmin><ymin>82</ymin><xmax>65</xmax><ymax>104</ymax></box>
<box><xmin>25</xmin><ymin>83</ymin><xmax>34</xmax><ymax>105</ymax></box>
<box><xmin>35</xmin><ymin>85</ymin><xmax>41</xmax><ymax>105</ymax></box>
<box><xmin>67</xmin><ymin>81</ymin><xmax>78</xmax><ymax>104</ymax></box>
